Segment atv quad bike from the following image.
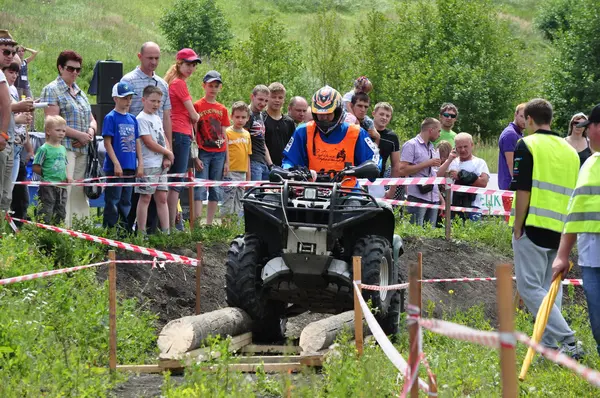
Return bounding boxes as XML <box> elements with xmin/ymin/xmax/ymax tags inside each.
<box><xmin>225</xmin><ymin>161</ymin><xmax>405</xmax><ymax>342</ymax></box>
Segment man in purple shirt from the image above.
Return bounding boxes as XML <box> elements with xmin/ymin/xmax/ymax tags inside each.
<box><xmin>399</xmin><ymin>117</ymin><xmax>442</xmax><ymax>227</ymax></box>
<box><xmin>498</xmin><ymin>103</ymin><xmax>526</xmax><ymax>220</ymax></box>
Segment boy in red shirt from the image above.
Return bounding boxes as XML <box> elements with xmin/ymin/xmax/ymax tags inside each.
<box><xmin>193</xmin><ymin>70</ymin><xmax>230</xmax><ymax>225</ymax></box>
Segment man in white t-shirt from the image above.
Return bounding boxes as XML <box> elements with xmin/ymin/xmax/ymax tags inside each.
<box><xmin>437</xmin><ymin>132</ymin><xmax>489</xmax><ymax>220</ymax></box>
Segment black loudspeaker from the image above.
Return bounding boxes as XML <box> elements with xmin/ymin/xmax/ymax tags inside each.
<box><xmin>96</xmin><ymin>61</ymin><xmax>123</xmax><ymax>104</ymax></box>
<box><xmin>92</xmin><ymin>103</ymin><xmax>116</xmax><ymax>134</ymax></box>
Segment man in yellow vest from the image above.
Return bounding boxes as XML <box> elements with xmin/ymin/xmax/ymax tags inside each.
<box><xmin>509</xmin><ymin>98</ymin><xmax>584</xmax><ymax>359</ymax></box>
<box><xmin>552</xmin><ymin>103</ymin><xmax>600</xmax><ymax>355</ymax></box>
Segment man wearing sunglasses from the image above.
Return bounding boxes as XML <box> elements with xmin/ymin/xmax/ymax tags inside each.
<box><xmin>434</xmin><ymin>102</ymin><xmax>458</xmax><ymax>148</ymax></box>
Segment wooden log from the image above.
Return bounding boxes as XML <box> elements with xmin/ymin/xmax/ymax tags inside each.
<box><xmin>158</xmin><ymin>308</ymin><xmax>252</xmax><ymax>357</ymax></box>
<box><xmin>159</xmin><ymin>332</ymin><xmax>252</xmax><ymax>367</ymax></box>
<box><xmin>299</xmin><ymin>311</ymin><xmax>365</xmax><ymax>354</ymax></box>
<box><xmin>117</xmin><ymin>364</ymin><xmax>164</xmax><ymax>374</ymax></box>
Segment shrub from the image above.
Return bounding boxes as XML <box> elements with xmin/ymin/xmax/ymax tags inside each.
<box><xmin>543</xmin><ymin>0</ymin><xmax>600</xmax><ymax>131</ymax></box>
<box><xmin>159</xmin><ymin>0</ymin><xmax>233</xmax><ymax>56</ymax></box>
<box><xmin>355</xmin><ymin>0</ymin><xmax>533</xmax><ymax>140</ymax></box>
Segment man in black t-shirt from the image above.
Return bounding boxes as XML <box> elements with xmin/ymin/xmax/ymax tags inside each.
<box><xmin>373</xmin><ymin>102</ymin><xmax>402</xmax><ymax>199</ymax></box>
<box><xmin>264</xmin><ymin>82</ymin><xmax>295</xmax><ymax>167</ymax></box>
<box><xmin>245</xmin><ymin>85</ymin><xmax>273</xmax><ymax>180</ymax></box>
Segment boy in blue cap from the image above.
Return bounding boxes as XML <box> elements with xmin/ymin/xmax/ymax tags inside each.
<box><xmin>103</xmin><ymin>82</ymin><xmax>143</xmax><ymax>230</ymax></box>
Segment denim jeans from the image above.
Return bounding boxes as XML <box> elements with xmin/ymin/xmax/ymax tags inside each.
<box><xmin>11</xmin><ymin>144</ymin><xmax>23</xmax><ymax>183</ymax></box>
<box><xmin>103</xmin><ymin>170</ymin><xmax>135</xmax><ymax>229</ymax></box>
<box><xmin>582</xmin><ymin>267</ymin><xmax>600</xmax><ymax>355</ymax></box>
<box><xmin>194</xmin><ymin>149</ymin><xmax>225</xmax><ymax>202</ymax></box>
<box><xmin>250</xmin><ymin>160</ymin><xmax>270</xmax><ymax>181</ymax></box>
<box><xmin>168</xmin><ymin>132</ymin><xmax>192</xmax><ymax>193</ymax></box>
<box><xmin>406</xmin><ymin>195</ymin><xmax>438</xmax><ymax>228</ymax></box>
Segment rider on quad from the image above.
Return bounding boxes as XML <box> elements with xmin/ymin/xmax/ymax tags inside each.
<box><xmin>281</xmin><ymin>86</ymin><xmax>381</xmax><ymax>184</ymax></box>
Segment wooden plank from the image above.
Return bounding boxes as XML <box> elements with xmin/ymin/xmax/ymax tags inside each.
<box><xmin>211</xmin><ymin>362</ymin><xmax>304</xmax><ymax>373</ymax></box>
<box><xmin>236</xmin><ymin>355</ymin><xmax>302</xmax><ymax>364</ymax></box>
<box><xmin>116</xmin><ymin>364</ymin><xmax>164</xmax><ymax>374</ymax></box>
<box><xmin>241</xmin><ymin>344</ymin><xmax>301</xmax><ymax>355</ymax></box>
<box><xmin>300</xmin><ymin>354</ymin><xmax>324</xmax><ymax>367</ymax></box>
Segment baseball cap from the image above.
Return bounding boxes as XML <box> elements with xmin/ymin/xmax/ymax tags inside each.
<box><xmin>577</xmin><ymin>103</ymin><xmax>600</xmax><ymax>128</ymax></box>
<box><xmin>112</xmin><ymin>82</ymin><xmax>136</xmax><ymax>98</ymax></box>
<box><xmin>176</xmin><ymin>48</ymin><xmax>202</xmax><ymax>63</ymax></box>
<box><xmin>203</xmin><ymin>70</ymin><xmax>222</xmax><ymax>84</ymax></box>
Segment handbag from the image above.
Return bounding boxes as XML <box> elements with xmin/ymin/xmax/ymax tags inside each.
<box><xmin>417</xmin><ymin>146</ymin><xmax>435</xmax><ymax>194</ymax></box>
<box><xmin>84</xmin><ymin>133</ymin><xmax>103</xmax><ymax>200</ymax></box>
<box><xmin>190</xmin><ymin>126</ymin><xmax>199</xmax><ymax>159</ymax></box>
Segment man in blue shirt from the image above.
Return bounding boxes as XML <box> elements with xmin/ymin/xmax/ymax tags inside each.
<box><xmin>282</xmin><ymin>86</ymin><xmax>380</xmax><ymax>181</ymax></box>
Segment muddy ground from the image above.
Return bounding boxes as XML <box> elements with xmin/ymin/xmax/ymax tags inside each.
<box><xmin>105</xmin><ymin>236</ymin><xmax>582</xmax><ymax>397</ymax></box>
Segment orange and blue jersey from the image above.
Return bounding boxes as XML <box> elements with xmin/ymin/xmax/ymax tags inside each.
<box><xmin>282</xmin><ymin>121</ymin><xmax>381</xmax><ymax>174</ymax></box>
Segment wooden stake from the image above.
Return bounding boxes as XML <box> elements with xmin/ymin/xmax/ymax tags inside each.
<box><xmin>352</xmin><ymin>256</ymin><xmax>363</xmax><ymax>357</ymax></box>
<box><xmin>195</xmin><ymin>242</ymin><xmax>203</xmax><ymax>315</ymax></box>
<box><xmin>428</xmin><ymin>374</ymin><xmax>438</xmax><ymax>397</ymax></box>
<box><xmin>188</xmin><ymin>168</ymin><xmax>196</xmax><ymax>230</ymax></box>
<box><xmin>496</xmin><ymin>264</ymin><xmax>518</xmax><ymax>398</ymax></box>
<box><xmin>108</xmin><ymin>250</ymin><xmax>117</xmax><ymax>371</ymax></box>
<box><xmin>445</xmin><ymin>179</ymin><xmax>452</xmax><ymax>241</ymax></box>
<box><xmin>408</xmin><ymin>253</ymin><xmax>423</xmax><ymax>398</ymax></box>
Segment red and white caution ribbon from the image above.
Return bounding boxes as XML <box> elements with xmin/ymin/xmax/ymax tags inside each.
<box><xmin>419</xmin><ymin>276</ymin><xmax>583</xmax><ymax>286</ymax></box>
<box><xmin>359</xmin><ymin>177</ymin><xmax>448</xmax><ymax>186</ymax></box>
<box><xmin>402</xmin><ymin>304</ymin><xmax>424</xmax><ymax>397</ymax></box>
<box><xmin>0</xmin><ymin>261</ymin><xmax>110</xmax><ymax>286</ymax></box>
<box><xmin>4</xmin><ymin>212</ymin><xmax>19</xmax><ymax>233</ymax></box>
<box><xmin>515</xmin><ymin>333</ymin><xmax>600</xmax><ymax>388</ymax></box>
<box><xmin>361</xmin><ymin>282</ymin><xmax>409</xmax><ymax>291</ymax></box>
<box><xmin>378</xmin><ymin>198</ymin><xmax>511</xmax><ymax>216</ymax></box>
<box><xmin>77</xmin><ymin>172</ymin><xmax>187</xmax><ymax>183</ymax></box>
<box><xmin>418</xmin><ymin>318</ymin><xmax>505</xmax><ymax>349</ymax></box>
<box><xmin>353</xmin><ymin>282</ymin><xmax>429</xmax><ymax>393</ymax></box>
<box><xmin>451</xmin><ymin>184</ymin><xmax>515</xmax><ymax>198</ymax></box>
<box><xmin>9</xmin><ymin>217</ymin><xmax>199</xmax><ymax>266</ymax></box>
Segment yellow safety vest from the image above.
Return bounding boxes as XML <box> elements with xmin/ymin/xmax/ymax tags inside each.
<box><xmin>564</xmin><ymin>153</ymin><xmax>600</xmax><ymax>234</ymax></box>
<box><xmin>509</xmin><ymin>133</ymin><xmax>579</xmax><ymax>232</ymax></box>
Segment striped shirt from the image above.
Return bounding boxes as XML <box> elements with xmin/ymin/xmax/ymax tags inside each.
<box><xmin>120</xmin><ymin>67</ymin><xmax>171</xmax><ymax>118</ymax></box>
<box><xmin>40</xmin><ymin>76</ymin><xmax>93</xmax><ymax>153</ymax></box>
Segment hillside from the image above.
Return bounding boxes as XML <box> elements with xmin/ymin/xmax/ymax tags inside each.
<box><xmin>2</xmin><ymin>0</ymin><xmax>546</xmax><ymax>102</ymax></box>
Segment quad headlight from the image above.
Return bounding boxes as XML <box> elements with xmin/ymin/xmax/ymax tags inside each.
<box><xmin>303</xmin><ymin>187</ymin><xmax>317</xmax><ymax>200</ymax></box>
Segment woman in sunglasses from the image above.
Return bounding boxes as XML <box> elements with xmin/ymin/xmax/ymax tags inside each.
<box><xmin>565</xmin><ymin>112</ymin><xmax>591</xmax><ymax>168</ymax></box>
<box><xmin>40</xmin><ymin>50</ymin><xmax>98</xmax><ymax>226</ymax></box>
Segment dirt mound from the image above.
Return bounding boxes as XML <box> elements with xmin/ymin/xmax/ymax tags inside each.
<box><xmin>99</xmin><ymin>237</ymin><xmax>521</xmax><ymax>334</ymax></box>
<box><xmin>97</xmin><ymin>243</ymin><xmax>230</xmax><ymax>330</ymax></box>
<box><xmin>401</xmin><ymin>237</ymin><xmax>512</xmax><ymax>323</ymax></box>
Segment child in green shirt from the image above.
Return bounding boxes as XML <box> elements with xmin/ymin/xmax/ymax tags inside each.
<box><xmin>33</xmin><ymin>115</ymin><xmax>70</xmax><ymax>224</ymax></box>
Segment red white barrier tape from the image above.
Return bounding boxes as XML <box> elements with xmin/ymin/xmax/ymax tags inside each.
<box><xmin>379</xmin><ymin>198</ymin><xmax>511</xmax><ymax>216</ymax></box>
<box><xmin>4</xmin><ymin>212</ymin><xmax>19</xmax><ymax>233</ymax></box>
<box><xmin>0</xmin><ymin>261</ymin><xmax>110</xmax><ymax>286</ymax></box>
<box><xmin>360</xmin><ymin>282</ymin><xmax>409</xmax><ymax>291</ymax></box>
<box><xmin>353</xmin><ymin>282</ymin><xmax>430</xmax><ymax>393</ymax></box>
<box><xmin>516</xmin><ymin>333</ymin><xmax>600</xmax><ymax>388</ymax></box>
<box><xmin>77</xmin><ymin>172</ymin><xmax>187</xmax><ymax>182</ymax></box>
<box><xmin>419</xmin><ymin>276</ymin><xmax>583</xmax><ymax>286</ymax></box>
<box><xmin>360</xmin><ymin>277</ymin><xmax>582</xmax><ymax>291</ymax></box>
<box><xmin>15</xmin><ymin>176</ymin><xmax>448</xmax><ymax>188</ymax></box>
<box><xmin>418</xmin><ymin>318</ymin><xmax>504</xmax><ymax>349</ymax></box>
<box><xmin>359</xmin><ymin>177</ymin><xmax>448</xmax><ymax>186</ymax></box>
<box><xmin>9</xmin><ymin>217</ymin><xmax>199</xmax><ymax>266</ymax></box>
<box><xmin>451</xmin><ymin>184</ymin><xmax>515</xmax><ymax>198</ymax></box>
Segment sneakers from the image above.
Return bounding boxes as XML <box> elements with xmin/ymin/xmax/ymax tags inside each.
<box><xmin>558</xmin><ymin>341</ymin><xmax>585</xmax><ymax>361</ymax></box>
